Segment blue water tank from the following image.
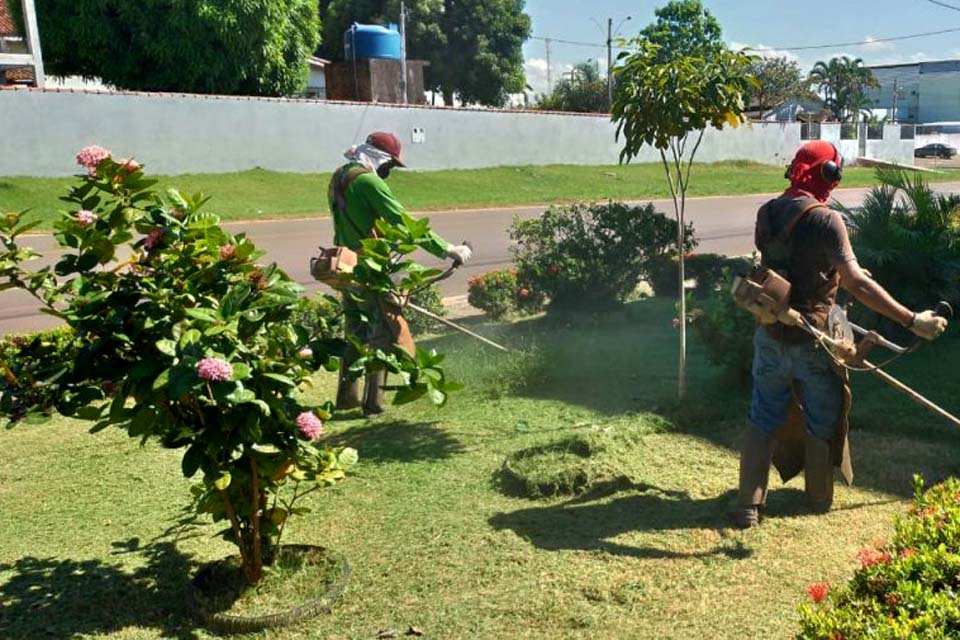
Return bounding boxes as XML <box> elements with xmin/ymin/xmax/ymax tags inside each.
<box><xmin>344</xmin><ymin>23</ymin><xmax>402</xmax><ymax>60</ymax></box>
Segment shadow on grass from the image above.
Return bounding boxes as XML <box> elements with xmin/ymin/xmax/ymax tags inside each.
<box><xmin>325</xmin><ymin>420</ymin><xmax>466</xmax><ymax>464</ymax></box>
<box><xmin>490</xmin><ymin>479</ymin><xmax>906</xmax><ymax>561</ymax></box>
<box><xmin>0</xmin><ymin>538</ymin><xmax>199</xmax><ymax>640</ymax></box>
<box><xmin>489</xmin><ymin>483</ymin><xmax>764</xmax><ymax>560</ymax></box>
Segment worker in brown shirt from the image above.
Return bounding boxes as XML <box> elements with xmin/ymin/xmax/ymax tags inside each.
<box><xmin>733</xmin><ymin>141</ymin><xmax>948</xmax><ymax>528</ymax></box>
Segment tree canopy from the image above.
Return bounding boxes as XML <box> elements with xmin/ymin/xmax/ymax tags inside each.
<box><xmin>18</xmin><ymin>0</ymin><xmax>321</xmax><ymax>96</ymax></box>
<box><xmin>744</xmin><ymin>55</ymin><xmax>811</xmax><ymax>113</ymax></box>
<box><xmin>638</xmin><ymin>0</ymin><xmax>723</xmax><ymax>63</ymax></box>
<box><xmin>319</xmin><ymin>0</ymin><xmax>530</xmax><ymax>106</ymax></box>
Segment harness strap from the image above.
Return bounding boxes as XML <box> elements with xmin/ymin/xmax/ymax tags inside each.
<box><xmin>330</xmin><ymin>165</ymin><xmax>374</xmax><ymax>240</ymax></box>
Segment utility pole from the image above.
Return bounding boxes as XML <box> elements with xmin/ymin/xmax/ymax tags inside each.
<box><xmin>545</xmin><ymin>38</ymin><xmax>553</xmax><ymax>93</ymax></box>
<box><xmin>891</xmin><ymin>78</ymin><xmax>901</xmax><ymax>125</ymax></box>
<box><xmin>606</xmin><ymin>18</ymin><xmax>613</xmax><ymax>111</ymax></box>
<box><xmin>399</xmin><ymin>1</ymin><xmax>408</xmax><ymax>104</ymax></box>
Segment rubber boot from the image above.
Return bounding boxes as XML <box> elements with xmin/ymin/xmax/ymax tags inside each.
<box><xmin>362</xmin><ymin>370</ymin><xmax>387</xmax><ymax>417</ymax></box>
<box><xmin>804</xmin><ymin>433</ymin><xmax>834</xmax><ymax>514</ymax></box>
<box><xmin>731</xmin><ymin>427</ymin><xmax>775</xmax><ymax>529</ymax></box>
<box><xmin>335</xmin><ymin>364</ymin><xmax>362</xmax><ymax>411</ymax></box>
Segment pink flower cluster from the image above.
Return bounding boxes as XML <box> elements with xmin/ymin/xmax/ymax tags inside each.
<box><xmin>296</xmin><ymin>411</ymin><xmax>324</xmax><ymax>440</ymax></box>
<box><xmin>76</xmin><ymin>145</ymin><xmax>111</xmax><ymax>176</ymax></box>
<box><xmin>219</xmin><ymin>244</ymin><xmax>236</xmax><ymax>261</ymax></box>
<box><xmin>76</xmin><ymin>210</ymin><xmax>98</xmax><ymax>228</ymax></box>
<box><xmin>197</xmin><ymin>357</ymin><xmax>234</xmax><ymax>382</ymax></box>
<box><xmin>805</xmin><ymin>582</ymin><xmax>830</xmax><ymax>603</ymax></box>
<box><xmin>298</xmin><ymin>347</ymin><xmax>314</xmax><ymax>359</ymax></box>
<box><xmin>143</xmin><ymin>228</ymin><xmax>164</xmax><ymax>250</ymax></box>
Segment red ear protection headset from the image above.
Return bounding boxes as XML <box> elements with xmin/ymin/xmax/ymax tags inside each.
<box><xmin>784</xmin><ymin>143</ymin><xmax>844</xmax><ymax>184</ymax></box>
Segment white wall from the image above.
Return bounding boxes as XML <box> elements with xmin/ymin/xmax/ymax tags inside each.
<box><xmin>0</xmin><ymin>89</ymin><xmax>913</xmax><ymax>177</ymax></box>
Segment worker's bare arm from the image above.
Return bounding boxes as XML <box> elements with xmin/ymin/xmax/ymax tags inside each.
<box><xmin>837</xmin><ymin>259</ymin><xmax>914</xmax><ymax>327</ymax></box>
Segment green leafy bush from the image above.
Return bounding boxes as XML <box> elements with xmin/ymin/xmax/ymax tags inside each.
<box><xmin>0</xmin><ymin>148</ymin><xmax>459</xmax><ymax>585</ymax></box>
<box><xmin>292</xmin><ymin>293</ymin><xmax>343</xmax><ymax>341</ymax></box>
<box><xmin>405</xmin><ymin>284</ymin><xmax>449</xmax><ymax>336</ymax></box>
<box><xmin>467</xmin><ymin>269</ymin><xmax>545</xmax><ymax>319</ymax></box>
<box><xmin>689</xmin><ymin>267</ymin><xmax>756</xmax><ymax>384</ymax></box>
<box><xmin>510</xmin><ymin>202</ymin><xmax>695</xmax><ymax>310</ymax></box>
<box><xmin>798</xmin><ymin>475</ymin><xmax>960</xmax><ymax>639</ymax></box>
<box><xmin>0</xmin><ymin>327</ymin><xmax>78</xmax><ymax>420</ymax></box>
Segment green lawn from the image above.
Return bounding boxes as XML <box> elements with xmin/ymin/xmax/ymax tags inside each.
<box><xmin>2</xmin><ymin>300</ymin><xmax>959</xmax><ymax>639</ymax></box>
<box><xmin>3</xmin><ymin>162</ymin><xmax>959</xmax><ymax>231</ymax></box>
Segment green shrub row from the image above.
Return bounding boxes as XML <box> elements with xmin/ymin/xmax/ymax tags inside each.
<box><xmin>798</xmin><ymin>476</ymin><xmax>960</xmax><ymax>639</ymax></box>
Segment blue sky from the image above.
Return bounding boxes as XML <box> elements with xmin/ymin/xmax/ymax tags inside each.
<box><xmin>522</xmin><ymin>0</ymin><xmax>960</xmax><ymax>93</ymax></box>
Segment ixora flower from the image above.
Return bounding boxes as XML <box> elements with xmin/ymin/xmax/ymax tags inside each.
<box><xmin>219</xmin><ymin>244</ymin><xmax>236</xmax><ymax>261</ymax></box>
<box><xmin>76</xmin><ymin>145</ymin><xmax>112</xmax><ymax>176</ymax></box>
<box><xmin>518</xmin><ymin>287</ymin><xmax>530</xmax><ymax>298</ymax></box>
<box><xmin>118</xmin><ymin>158</ymin><xmax>142</xmax><ymax>173</ymax></box>
<box><xmin>806</xmin><ymin>582</ymin><xmax>830</xmax><ymax>603</ymax></box>
<box><xmin>76</xmin><ymin>210</ymin><xmax>98</xmax><ymax>228</ymax></box>
<box><xmin>857</xmin><ymin>547</ymin><xmax>893</xmax><ymax>569</ymax></box>
<box><xmin>298</xmin><ymin>347</ymin><xmax>314</xmax><ymax>359</ymax></box>
<box><xmin>197</xmin><ymin>357</ymin><xmax>234</xmax><ymax>382</ymax></box>
<box><xmin>143</xmin><ymin>228</ymin><xmax>165</xmax><ymax>250</ymax></box>
<box><xmin>296</xmin><ymin>411</ymin><xmax>324</xmax><ymax>440</ymax></box>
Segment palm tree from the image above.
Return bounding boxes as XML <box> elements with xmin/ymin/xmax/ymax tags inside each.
<box><xmin>809</xmin><ymin>56</ymin><xmax>879</xmax><ymax>122</ymax></box>
<box><xmin>837</xmin><ymin>169</ymin><xmax>960</xmax><ymax>329</ymax></box>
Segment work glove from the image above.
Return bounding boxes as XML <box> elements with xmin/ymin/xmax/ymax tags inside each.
<box><xmin>910</xmin><ymin>310</ymin><xmax>948</xmax><ymax>340</ymax></box>
<box><xmin>446</xmin><ymin>244</ymin><xmax>473</xmax><ymax>266</ymax></box>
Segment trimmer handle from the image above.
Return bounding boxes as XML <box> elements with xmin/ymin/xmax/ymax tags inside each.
<box><xmin>936</xmin><ymin>301</ymin><xmax>954</xmax><ymax>320</ymax></box>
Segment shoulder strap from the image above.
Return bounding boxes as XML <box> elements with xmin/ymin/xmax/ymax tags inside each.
<box><xmin>778</xmin><ymin>198</ymin><xmax>824</xmax><ymax>243</ymax></box>
<box><xmin>331</xmin><ymin>165</ymin><xmax>376</xmax><ymax>240</ymax></box>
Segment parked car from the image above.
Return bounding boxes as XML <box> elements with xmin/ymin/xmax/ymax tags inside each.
<box><xmin>915</xmin><ymin>143</ymin><xmax>958</xmax><ymax>159</ymax></box>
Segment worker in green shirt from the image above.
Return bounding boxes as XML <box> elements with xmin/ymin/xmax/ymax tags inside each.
<box><xmin>329</xmin><ymin>131</ymin><xmax>473</xmax><ymax>416</ymax></box>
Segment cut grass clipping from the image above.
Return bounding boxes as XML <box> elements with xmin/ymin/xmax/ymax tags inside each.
<box><xmin>500</xmin><ymin>418</ymin><xmax>670</xmax><ymax>499</ymax></box>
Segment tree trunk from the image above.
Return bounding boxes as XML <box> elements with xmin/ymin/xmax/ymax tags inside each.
<box><xmin>442</xmin><ymin>88</ymin><xmax>455</xmax><ymax>106</ymax></box>
<box><xmin>677</xmin><ymin>220</ymin><xmax>687</xmax><ymax>399</ymax></box>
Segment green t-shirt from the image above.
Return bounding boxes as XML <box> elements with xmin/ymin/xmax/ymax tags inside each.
<box><xmin>329</xmin><ymin>163</ymin><xmax>449</xmax><ymax>258</ymax></box>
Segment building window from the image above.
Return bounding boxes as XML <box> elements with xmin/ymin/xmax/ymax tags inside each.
<box><xmin>867</xmin><ymin>124</ymin><xmax>884</xmax><ymax>140</ymax></box>
<box><xmin>900</xmin><ymin>125</ymin><xmax>915</xmax><ymax>140</ymax></box>
<box><xmin>840</xmin><ymin>124</ymin><xmax>858</xmax><ymax>140</ymax></box>
<box><xmin>800</xmin><ymin>122</ymin><xmax>821</xmax><ymax>140</ymax></box>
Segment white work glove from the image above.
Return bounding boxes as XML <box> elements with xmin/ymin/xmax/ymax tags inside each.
<box><xmin>446</xmin><ymin>244</ymin><xmax>473</xmax><ymax>265</ymax></box>
<box><xmin>909</xmin><ymin>310</ymin><xmax>948</xmax><ymax>340</ymax></box>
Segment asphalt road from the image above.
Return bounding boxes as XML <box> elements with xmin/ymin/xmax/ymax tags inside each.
<box><xmin>3</xmin><ymin>182</ymin><xmax>959</xmax><ymax>333</ymax></box>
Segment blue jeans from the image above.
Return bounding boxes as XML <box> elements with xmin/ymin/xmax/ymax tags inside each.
<box><xmin>749</xmin><ymin>327</ymin><xmax>843</xmax><ymax>441</ymax></box>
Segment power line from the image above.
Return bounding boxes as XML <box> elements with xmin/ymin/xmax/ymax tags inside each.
<box><xmin>531</xmin><ymin>24</ymin><xmax>960</xmax><ymax>56</ymax></box>
<box><xmin>743</xmin><ymin>25</ymin><xmax>960</xmax><ymax>52</ymax></box>
<box><xmin>925</xmin><ymin>0</ymin><xmax>960</xmax><ymax>12</ymax></box>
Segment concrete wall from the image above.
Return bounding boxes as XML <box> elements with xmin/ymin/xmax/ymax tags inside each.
<box><xmin>0</xmin><ymin>88</ymin><xmax>912</xmax><ymax>177</ymax></box>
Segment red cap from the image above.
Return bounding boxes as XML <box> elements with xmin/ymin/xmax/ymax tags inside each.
<box><xmin>366</xmin><ymin>131</ymin><xmax>406</xmax><ymax>167</ymax></box>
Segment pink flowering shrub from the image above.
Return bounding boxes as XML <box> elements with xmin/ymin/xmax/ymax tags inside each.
<box><xmin>0</xmin><ymin>148</ymin><xmax>460</xmax><ymax>586</ymax></box>
<box><xmin>798</xmin><ymin>475</ymin><xmax>960</xmax><ymax>639</ymax></box>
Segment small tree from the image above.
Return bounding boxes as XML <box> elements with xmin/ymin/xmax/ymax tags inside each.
<box><xmin>612</xmin><ymin>2</ymin><xmax>754</xmax><ymax>397</ymax></box>
<box><xmin>744</xmin><ymin>55</ymin><xmax>810</xmax><ymax>114</ymax></box>
<box><xmin>0</xmin><ymin>148</ymin><xmax>459</xmax><ymax>585</ymax></box>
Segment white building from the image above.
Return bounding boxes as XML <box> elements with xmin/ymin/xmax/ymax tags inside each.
<box><xmin>867</xmin><ymin>60</ymin><xmax>960</xmax><ymax>124</ymax></box>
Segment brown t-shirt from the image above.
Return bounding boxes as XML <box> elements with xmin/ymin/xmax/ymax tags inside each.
<box><xmin>755</xmin><ymin>195</ymin><xmax>856</xmax><ymax>338</ymax></box>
